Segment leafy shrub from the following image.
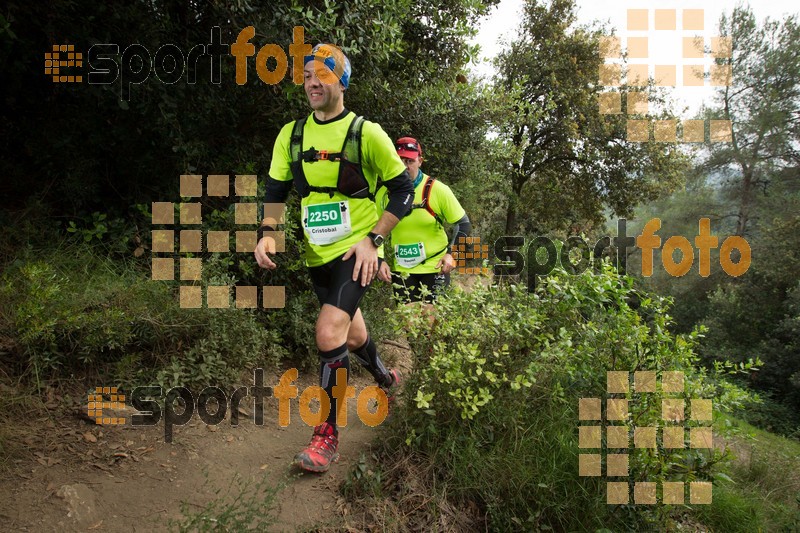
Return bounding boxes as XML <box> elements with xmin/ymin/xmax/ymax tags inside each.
<box><xmin>382</xmin><ymin>263</ymin><xmax>757</xmax><ymax>530</ymax></box>
<box><xmin>153</xmin><ymin>308</ymin><xmax>284</xmax><ymax>391</ymax></box>
<box><xmin>0</xmin><ymin>244</ymin><xmax>282</xmax><ymax>389</ymax></box>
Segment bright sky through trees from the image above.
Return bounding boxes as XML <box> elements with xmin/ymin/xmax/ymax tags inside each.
<box><xmin>473</xmin><ymin>0</ymin><xmax>799</xmax><ymax>114</ymax></box>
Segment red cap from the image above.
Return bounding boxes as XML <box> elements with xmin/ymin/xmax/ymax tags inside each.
<box><xmin>395</xmin><ymin>137</ymin><xmax>422</xmax><ymax>159</ymax></box>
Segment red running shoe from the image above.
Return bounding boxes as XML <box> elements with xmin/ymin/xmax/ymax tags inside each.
<box><xmin>383</xmin><ymin>369</ymin><xmax>402</xmax><ymax>403</ymax></box>
<box><xmin>294</xmin><ymin>422</ymin><xmax>339</xmax><ymax>473</ymax></box>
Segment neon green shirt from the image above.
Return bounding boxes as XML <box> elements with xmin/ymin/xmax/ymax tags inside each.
<box><xmin>377</xmin><ymin>173</ymin><xmax>466</xmax><ymax>274</ymax></box>
<box><xmin>269</xmin><ymin>111</ymin><xmax>406</xmax><ymax>267</ymax></box>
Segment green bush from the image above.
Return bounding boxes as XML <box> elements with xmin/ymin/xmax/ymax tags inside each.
<box><xmin>0</xmin><ymin>244</ymin><xmax>282</xmax><ymax>389</ymax></box>
<box><xmin>382</xmin><ymin>263</ymin><xmax>756</xmax><ymax>530</ymax></box>
<box><xmin>733</xmin><ymin>394</ymin><xmax>800</xmax><ymax>440</ymax></box>
<box><xmin>153</xmin><ymin>308</ymin><xmax>284</xmax><ymax>391</ymax></box>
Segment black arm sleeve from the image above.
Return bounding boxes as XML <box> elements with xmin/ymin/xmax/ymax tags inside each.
<box><xmin>258</xmin><ymin>177</ymin><xmax>293</xmax><ymax>239</ymax></box>
<box><xmin>264</xmin><ymin>176</ymin><xmax>293</xmax><ymax>204</ymax></box>
<box><xmin>448</xmin><ymin>213</ymin><xmax>472</xmax><ymax>251</ymax></box>
<box><xmin>383</xmin><ymin>170</ymin><xmax>414</xmax><ymax>220</ymax></box>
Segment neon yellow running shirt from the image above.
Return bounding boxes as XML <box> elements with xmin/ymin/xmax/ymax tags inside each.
<box><xmin>377</xmin><ymin>173</ymin><xmax>466</xmax><ymax>274</ymax></box>
<box><xmin>269</xmin><ymin>112</ymin><xmax>406</xmax><ymax>267</ymax></box>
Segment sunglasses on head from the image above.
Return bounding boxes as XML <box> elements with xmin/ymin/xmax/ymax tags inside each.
<box><xmin>396</xmin><ymin>142</ymin><xmax>419</xmax><ymax>152</ymax></box>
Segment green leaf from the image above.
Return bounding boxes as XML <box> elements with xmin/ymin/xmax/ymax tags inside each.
<box><xmin>714</xmin><ymin>472</ymin><xmax>734</xmax><ymax>484</ymax></box>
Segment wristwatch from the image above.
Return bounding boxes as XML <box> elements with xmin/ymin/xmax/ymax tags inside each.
<box><xmin>367</xmin><ymin>232</ymin><xmax>384</xmax><ymax>248</ymax></box>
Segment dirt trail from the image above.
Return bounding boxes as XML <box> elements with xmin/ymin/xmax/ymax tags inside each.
<box><xmin>0</xmin><ymin>347</ymin><xmax>412</xmax><ymax>532</ymax></box>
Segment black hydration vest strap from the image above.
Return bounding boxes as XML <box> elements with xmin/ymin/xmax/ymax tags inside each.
<box><xmin>289</xmin><ymin>115</ymin><xmax>372</xmax><ymax>200</ymax></box>
<box><xmin>289</xmin><ymin>116</ymin><xmax>311</xmax><ymax>197</ymax></box>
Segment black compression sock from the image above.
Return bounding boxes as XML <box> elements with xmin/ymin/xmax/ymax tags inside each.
<box><xmin>319</xmin><ymin>344</ymin><xmax>350</xmax><ymax>427</ymax></box>
<box><xmin>352</xmin><ymin>336</ymin><xmax>391</xmax><ymax>387</ymax></box>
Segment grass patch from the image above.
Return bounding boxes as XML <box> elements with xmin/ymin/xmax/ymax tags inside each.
<box><xmin>340</xmin><ymin>440</ymin><xmax>486</xmax><ymax>532</ymax></box>
<box><xmin>0</xmin><ymin>376</ymin><xmax>46</xmax><ymax>471</ymax></box>
<box><xmin>169</xmin><ymin>472</ymin><xmax>282</xmax><ymax>532</ymax></box>
<box><xmin>691</xmin><ymin>483</ymin><xmax>765</xmax><ymax>532</ymax></box>
<box><xmin>694</xmin><ymin>415</ymin><xmax>800</xmax><ymax>532</ymax></box>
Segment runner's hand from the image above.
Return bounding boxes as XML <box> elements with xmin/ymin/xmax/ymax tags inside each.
<box><xmin>437</xmin><ymin>253</ymin><xmax>456</xmax><ymax>274</ymax></box>
<box><xmin>343</xmin><ymin>237</ymin><xmax>378</xmax><ymax>287</ymax></box>
<box><xmin>378</xmin><ymin>261</ymin><xmax>392</xmax><ymax>282</ymax></box>
<box><xmin>255</xmin><ymin>236</ymin><xmax>277</xmax><ymax>270</ymax></box>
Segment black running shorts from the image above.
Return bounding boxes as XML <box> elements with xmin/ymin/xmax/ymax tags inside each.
<box><xmin>308</xmin><ymin>253</ymin><xmax>383</xmax><ymax>318</ymax></box>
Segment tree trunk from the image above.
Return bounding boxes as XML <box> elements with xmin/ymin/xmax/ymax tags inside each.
<box><xmin>736</xmin><ymin>169</ymin><xmax>753</xmax><ymax>237</ymax></box>
<box><xmin>504</xmin><ymin>199</ymin><xmax>517</xmax><ymax>236</ymax></box>
<box><xmin>504</xmin><ymin>173</ymin><xmax>526</xmax><ymax>235</ymax></box>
